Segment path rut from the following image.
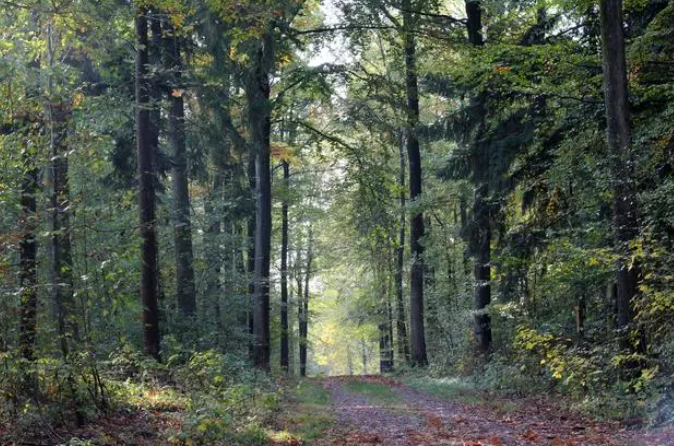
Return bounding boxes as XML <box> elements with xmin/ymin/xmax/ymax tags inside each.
<box><xmin>314</xmin><ymin>376</ymin><xmax>653</xmax><ymax>446</ymax></box>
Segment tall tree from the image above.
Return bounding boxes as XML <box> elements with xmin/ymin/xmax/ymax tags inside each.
<box><xmin>19</xmin><ymin>128</ymin><xmax>39</xmax><ymax>362</ymax></box>
<box><xmin>402</xmin><ymin>0</ymin><xmax>428</xmax><ymax>366</ymax></box>
<box><xmin>50</xmin><ymin>102</ymin><xmax>77</xmax><ymax>357</ymax></box>
<box><xmin>165</xmin><ymin>25</ymin><xmax>196</xmax><ymax>316</ymax></box>
<box><xmin>17</xmin><ymin>10</ymin><xmax>42</xmax><ymax>363</ymax></box>
<box><xmin>598</xmin><ymin>0</ymin><xmax>640</xmax><ymax>350</ymax></box>
<box><xmin>466</xmin><ymin>0</ymin><xmax>492</xmax><ymax>358</ymax></box>
<box><xmin>395</xmin><ymin>133</ymin><xmax>410</xmax><ymax>362</ymax></box>
<box><xmin>47</xmin><ymin>20</ymin><xmax>79</xmax><ymax>358</ymax></box>
<box><xmin>136</xmin><ymin>8</ymin><xmax>161</xmax><ymax>359</ymax></box>
<box><xmin>280</xmin><ymin>160</ymin><xmax>290</xmax><ymax>372</ymax></box>
<box><xmin>299</xmin><ymin>226</ymin><xmax>313</xmax><ymax>377</ymax></box>
<box><xmin>246</xmin><ymin>30</ymin><xmax>274</xmax><ymax>370</ymax></box>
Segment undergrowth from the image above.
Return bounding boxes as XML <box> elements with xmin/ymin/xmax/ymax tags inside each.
<box><xmin>0</xmin><ymin>342</ymin><xmax>279</xmax><ymax>445</ymax></box>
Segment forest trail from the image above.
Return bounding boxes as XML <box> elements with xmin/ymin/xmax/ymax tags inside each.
<box><xmin>273</xmin><ymin>376</ymin><xmax>671</xmax><ymax>446</ymax></box>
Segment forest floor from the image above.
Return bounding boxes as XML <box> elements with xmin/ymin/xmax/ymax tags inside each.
<box><xmin>271</xmin><ymin>375</ymin><xmax>674</xmax><ymax>446</ymax></box>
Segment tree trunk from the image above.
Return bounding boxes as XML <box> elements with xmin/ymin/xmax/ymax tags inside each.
<box><xmin>296</xmin><ymin>247</ymin><xmax>304</xmax><ymax>376</ymax></box>
<box><xmin>379</xmin><ymin>323</ymin><xmax>393</xmax><ymax>373</ymax></box>
<box><xmin>387</xmin><ymin>288</ymin><xmax>395</xmax><ymax>367</ymax></box>
<box><xmin>50</xmin><ymin>102</ymin><xmax>77</xmax><ymax>358</ymax></box>
<box><xmin>246</xmin><ymin>33</ymin><xmax>274</xmax><ymax>371</ymax></box>
<box><xmin>19</xmin><ymin>143</ymin><xmax>39</xmax><ymax>361</ymax></box>
<box><xmin>166</xmin><ymin>30</ymin><xmax>196</xmax><ymax>317</ymax></box>
<box><xmin>299</xmin><ymin>227</ymin><xmax>313</xmax><ymax>377</ymax></box>
<box><xmin>247</xmin><ymin>154</ymin><xmax>255</xmax><ymax>358</ymax></box>
<box><xmin>136</xmin><ymin>8</ymin><xmax>161</xmax><ymax>359</ymax></box>
<box><xmin>402</xmin><ymin>0</ymin><xmax>427</xmax><ymax>367</ymax></box>
<box><xmin>466</xmin><ymin>0</ymin><xmax>493</xmax><ymax>359</ymax></box>
<box><xmin>204</xmin><ymin>171</ymin><xmax>224</xmax><ymax>344</ymax></box>
<box><xmin>280</xmin><ymin>161</ymin><xmax>290</xmax><ymax>373</ymax></box>
<box><xmin>599</xmin><ymin>0</ymin><xmax>641</xmax><ymax>352</ymax></box>
<box><xmin>395</xmin><ymin>133</ymin><xmax>410</xmax><ymax>362</ymax></box>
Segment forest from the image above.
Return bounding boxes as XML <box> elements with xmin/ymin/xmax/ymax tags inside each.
<box><xmin>2</xmin><ymin>0</ymin><xmax>674</xmax><ymax>444</ymax></box>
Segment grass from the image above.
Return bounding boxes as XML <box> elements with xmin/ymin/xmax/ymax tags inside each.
<box><xmin>343</xmin><ymin>379</ymin><xmax>401</xmax><ymax>405</ymax></box>
<box><xmin>402</xmin><ymin>376</ymin><xmax>521</xmax><ymax>414</ymax></box>
<box><xmin>270</xmin><ymin>380</ymin><xmax>335</xmax><ymax>444</ymax></box>
<box><xmin>403</xmin><ymin>376</ymin><xmax>481</xmax><ymax>404</ymax></box>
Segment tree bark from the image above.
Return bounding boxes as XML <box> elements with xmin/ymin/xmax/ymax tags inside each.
<box><xmin>402</xmin><ymin>0</ymin><xmax>428</xmax><ymax>366</ymax></box>
<box><xmin>296</xmin><ymin>247</ymin><xmax>305</xmax><ymax>376</ymax></box>
<box><xmin>246</xmin><ymin>32</ymin><xmax>274</xmax><ymax>370</ymax></box>
<box><xmin>204</xmin><ymin>170</ymin><xmax>224</xmax><ymax>344</ymax></box>
<box><xmin>466</xmin><ymin>0</ymin><xmax>493</xmax><ymax>358</ymax></box>
<box><xmin>136</xmin><ymin>8</ymin><xmax>161</xmax><ymax>359</ymax></box>
<box><xmin>280</xmin><ymin>161</ymin><xmax>290</xmax><ymax>373</ymax></box>
<box><xmin>299</xmin><ymin>227</ymin><xmax>313</xmax><ymax>377</ymax></box>
<box><xmin>50</xmin><ymin>102</ymin><xmax>77</xmax><ymax>358</ymax></box>
<box><xmin>165</xmin><ymin>29</ymin><xmax>196</xmax><ymax>316</ymax></box>
<box><xmin>19</xmin><ymin>140</ymin><xmax>39</xmax><ymax>362</ymax></box>
<box><xmin>395</xmin><ymin>133</ymin><xmax>410</xmax><ymax>362</ymax></box>
<box><xmin>247</xmin><ymin>153</ymin><xmax>255</xmax><ymax>358</ymax></box>
<box><xmin>599</xmin><ymin>0</ymin><xmax>640</xmax><ymax>352</ymax></box>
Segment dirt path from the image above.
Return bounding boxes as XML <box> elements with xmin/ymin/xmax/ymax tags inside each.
<box><xmin>291</xmin><ymin>375</ymin><xmax>665</xmax><ymax>446</ymax></box>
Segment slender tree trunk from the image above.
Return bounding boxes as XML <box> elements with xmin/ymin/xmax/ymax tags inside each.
<box><xmin>402</xmin><ymin>0</ymin><xmax>427</xmax><ymax>366</ymax></box>
<box><xmin>247</xmin><ymin>155</ymin><xmax>255</xmax><ymax>357</ymax></box>
<box><xmin>387</xmin><ymin>286</ymin><xmax>395</xmax><ymax>367</ymax></box>
<box><xmin>246</xmin><ymin>33</ymin><xmax>274</xmax><ymax>371</ymax></box>
<box><xmin>50</xmin><ymin>102</ymin><xmax>77</xmax><ymax>358</ymax></box>
<box><xmin>165</xmin><ymin>30</ymin><xmax>196</xmax><ymax>316</ymax></box>
<box><xmin>45</xmin><ymin>19</ymin><xmax>80</xmax><ymax>359</ymax></box>
<box><xmin>379</xmin><ymin>270</ymin><xmax>394</xmax><ymax>372</ymax></box>
<box><xmin>299</xmin><ymin>227</ymin><xmax>313</xmax><ymax>377</ymax></box>
<box><xmin>599</xmin><ymin>0</ymin><xmax>641</xmax><ymax>352</ymax></box>
<box><xmin>379</xmin><ymin>323</ymin><xmax>393</xmax><ymax>373</ymax></box>
<box><xmin>17</xmin><ymin>14</ymin><xmax>41</xmax><ymax>361</ymax></box>
<box><xmin>347</xmin><ymin>344</ymin><xmax>354</xmax><ymax>375</ymax></box>
<box><xmin>19</xmin><ymin>143</ymin><xmax>39</xmax><ymax>362</ymax></box>
<box><xmin>296</xmin><ymin>247</ymin><xmax>304</xmax><ymax>376</ymax></box>
<box><xmin>204</xmin><ymin>171</ymin><xmax>224</xmax><ymax>344</ymax></box>
<box><xmin>466</xmin><ymin>0</ymin><xmax>493</xmax><ymax>359</ymax></box>
<box><xmin>136</xmin><ymin>8</ymin><xmax>161</xmax><ymax>359</ymax></box>
<box><xmin>280</xmin><ymin>161</ymin><xmax>290</xmax><ymax>372</ymax></box>
<box><xmin>395</xmin><ymin>133</ymin><xmax>410</xmax><ymax>362</ymax></box>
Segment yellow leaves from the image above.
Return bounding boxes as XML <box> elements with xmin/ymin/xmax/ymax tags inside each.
<box><xmin>72</xmin><ymin>91</ymin><xmax>84</xmax><ymax>107</ymax></box>
<box><xmin>229</xmin><ymin>46</ymin><xmax>249</xmax><ymax>64</ymax></box>
<box><xmin>271</xmin><ymin>142</ymin><xmax>298</xmax><ymax>164</ymax></box>
<box><xmin>493</xmin><ymin>65</ymin><xmax>511</xmax><ymax>74</ymax></box>
<box><xmin>278</xmin><ymin>53</ymin><xmax>293</xmax><ymax>67</ymax></box>
<box><xmin>170</xmin><ymin>12</ymin><xmax>186</xmax><ymax>29</ymax></box>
